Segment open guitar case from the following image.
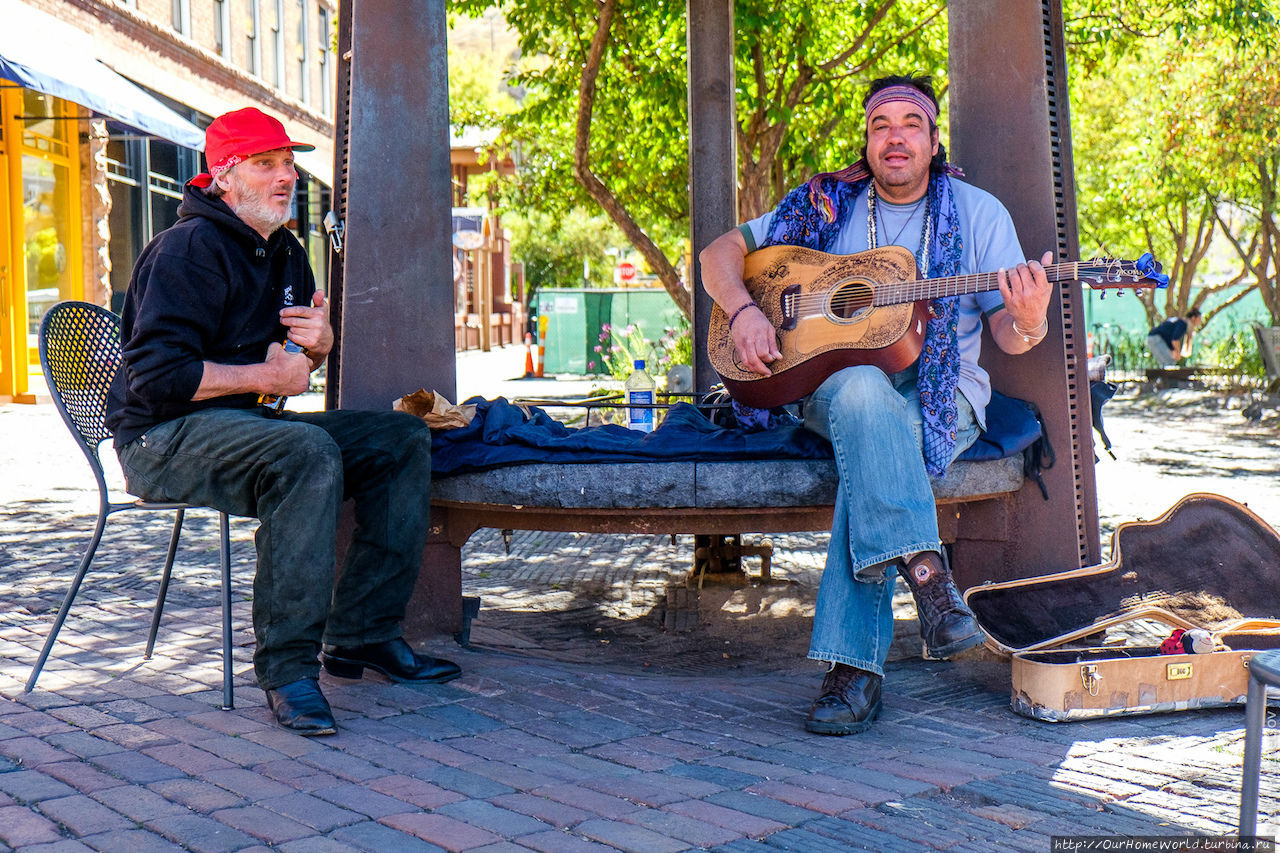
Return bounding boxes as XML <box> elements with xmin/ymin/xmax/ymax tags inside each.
<box><xmin>964</xmin><ymin>493</ymin><xmax>1280</xmax><ymax>721</ymax></box>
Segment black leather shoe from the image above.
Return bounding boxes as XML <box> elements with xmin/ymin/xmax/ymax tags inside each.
<box><xmin>805</xmin><ymin>664</ymin><xmax>882</xmax><ymax>736</ymax></box>
<box><xmin>322</xmin><ymin>637</ymin><xmax>462</xmax><ymax>684</ymax></box>
<box><xmin>900</xmin><ymin>552</ymin><xmax>986</xmax><ymax>659</ymax></box>
<box><xmin>265</xmin><ymin>678</ymin><xmax>336</xmax><ymax>736</ymax></box>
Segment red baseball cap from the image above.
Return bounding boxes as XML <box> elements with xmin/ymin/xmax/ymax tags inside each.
<box><xmin>192</xmin><ymin>107</ymin><xmax>315</xmax><ymax>186</ymax></box>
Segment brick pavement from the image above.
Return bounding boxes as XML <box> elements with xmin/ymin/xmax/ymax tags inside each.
<box><xmin>2</xmin><ymin>392</ymin><xmax>1279</xmax><ymax>851</ymax></box>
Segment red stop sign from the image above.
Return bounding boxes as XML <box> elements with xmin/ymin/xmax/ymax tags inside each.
<box><xmin>617</xmin><ymin>262</ymin><xmax>637</xmax><ymax>282</ymax></box>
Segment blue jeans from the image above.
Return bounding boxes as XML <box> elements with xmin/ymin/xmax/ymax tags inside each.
<box><xmin>803</xmin><ymin>366</ymin><xmax>979</xmax><ymax>676</ymax></box>
<box><xmin>117</xmin><ymin>407</ymin><xmax>433</xmax><ymax>690</ymax></box>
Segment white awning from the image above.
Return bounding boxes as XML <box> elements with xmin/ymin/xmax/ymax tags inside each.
<box><xmin>0</xmin><ymin>0</ymin><xmax>205</xmax><ymax>150</ymax></box>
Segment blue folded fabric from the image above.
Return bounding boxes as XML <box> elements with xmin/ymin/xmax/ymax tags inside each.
<box><xmin>430</xmin><ymin>391</ymin><xmax>1041</xmax><ymax>478</ymax></box>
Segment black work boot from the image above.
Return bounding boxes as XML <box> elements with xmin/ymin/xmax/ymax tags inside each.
<box><xmin>900</xmin><ymin>551</ymin><xmax>985</xmax><ymax>659</ymax></box>
<box><xmin>804</xmin><ymin>663</ymin><xmax>882</xmax><ymax>735</ymax></box>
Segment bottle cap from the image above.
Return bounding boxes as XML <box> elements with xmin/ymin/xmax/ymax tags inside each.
<box><xmin>634</xmin><ymin>359</ymin><xmax>644</xmax><ymax>369</ymax></box>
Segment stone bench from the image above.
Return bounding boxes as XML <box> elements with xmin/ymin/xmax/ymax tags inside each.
<box><xmin>404</xmin><ymin>439</ymin><xmax>1030</xmax><ymax>642</ymax></box>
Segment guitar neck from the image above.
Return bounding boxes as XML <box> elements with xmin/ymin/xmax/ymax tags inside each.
<box><xmin>875</xmin><ymin>262</ymin><xmax>1080</xmax><ymax>306</ymax></box>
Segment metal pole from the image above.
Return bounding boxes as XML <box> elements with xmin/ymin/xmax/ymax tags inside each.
<box><xmin>687</xmin><ymin>0</ymin><xmax>736</xmax><ymax>395</ymax></box>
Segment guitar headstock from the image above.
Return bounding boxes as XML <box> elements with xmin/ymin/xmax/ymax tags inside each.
<box><xmin>1077</xmin><ymin>253</ymin><xmax>1169</xmax><ymax>292</ymax></box>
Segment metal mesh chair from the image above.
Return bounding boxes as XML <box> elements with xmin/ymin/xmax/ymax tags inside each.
<box><xmin>1240</xmin><ymin>649</ymin><xmax>1280</xmax><ymax>836</ymax></box>
<box><xmin>26</xmin><ymin>301</ymin><xmax>235</xmax><ymax>710</ymax></box>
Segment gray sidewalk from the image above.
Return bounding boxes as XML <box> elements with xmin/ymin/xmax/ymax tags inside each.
<box><xmin>1</xmin><ymin>350</ymin><xmax>1277</xmax><ymax>851</ymax></box>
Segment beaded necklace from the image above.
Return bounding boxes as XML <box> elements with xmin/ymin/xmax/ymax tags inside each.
<box><xmin>866</xmin><ymin>182</ymin><xmax>932</xmax><ymax>277</ymax></box>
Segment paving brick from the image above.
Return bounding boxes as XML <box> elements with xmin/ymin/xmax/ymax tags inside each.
<box><xmin>90</xmin><ymin>786</ymin><xmax>189</xmax><ymax>823</ymax></box>
<box><xmin>258</xmin><ymin>791</ymin><xmax>363</xmax><ymax>832</ymax></box>
<box><xmin>0</xmin><ymin>735</ymin><xmax>74</xmax><ymax>766</ymax></box>
<box><xmin>23</xmin><ymin>838</ymin><xmax>100</xmax><ymax>852</ymax></box>
<box><xmin>0</xmin><ymin>804</ymin><xmax>64</xmax><ymax>847</ymax></box>
<box><xmin>380</xmin><ymin>812</ymin><xmax>502</xmax><ymax>851</ymax></box>
<box><xmin>490</xmin><ymin>792</ymin><xmax>592</xmax><ymax>829</ymax></box>
<box><xmin>0</xmin><ymin>769</ymin><xmax>78</xmax><ymax>803</ymax></box>
<box><xmin>426</xmin><ymin>767</ymin><xmax>515</xmax><ymax>800</ymax></box>
<box><xmin>79</xmin><ymin>828</ymin><xmax>185</xmax><ymax>852</ymax></box>
<box><xmin>583</xmin><ymin>742</ymin><xmax>676</xmax><ymax>772</ymax></box>
<box><xmin>663</xmin><ymin>799</ymin><xmax>786</xmax><ymax>839</ymax></box>
<box><xmin>88</xmin><ymin>751</ymin><xmax>186</xmax><ymax>785</ymax></box>
<box><xmin>704</xmin><ymin>790</ymin><xmax>820</xmax><ymax>826</ymax></box>
<box><xmin>621</xmin><ymin>806</ymin><xmax>742</xmax><ymax>846</ymax></box>
<box><xmin>575</xmin><ymin>817</ymin><xmax>690</xmax><ymax>852</ymax></box>
<box><xmin>2</xmin><ymin>711</ymin><xmax>75</xmax><ymax>737</ymax></box>
<box><xmin>277</xmin><ymin>838</ymin><xmax>363</xmax><ymax>853</ymax></box>
<box><xmin>42</xmin><ymin>732</ymin><xmax>124</xmax><ymax>760</ymax></box>
<box><xmin>531</xmin><ymin>783</ymin><xmax>644</xmax><ymax>820</ymax></box>
<box><xmin>142</xmin><ymin>743</ymin><xmax>237</xmax><ymax>775</ymax></box>
<box><xmin>148</xmin><ymin>779</ymin><xmax>244</xmax><ymax>813</ymax></box>
<box><xmin>256</xmin><ymin>758</ymin><xmax>342</xmax><ymax>792</ymax></box>
<box><xmin>497</xmin><ymin>829</ymin><xmax>615</xmax><ymax>853</ymax></box>
<box><xmin>330</xmin><ymin>820</ymin><xmax>447</xmax><ymax>852</ymax></box>
<box><xmin>436</xmin><ymin>799</ymin><xmax>552</xmax><ymax>836</ymax></box>
<box><xmin>312</xmin><ymin>782</ymin><xmax>415</xmax><ymax>819</ymax></box>
<box><xmin>297</xmin><ymin>749</ymin><xmax>388</xmax><ymax>783</ymax></box>
<box><xmin>38</xmin><ymin>758</ymin><xmax>125</xmax><ymax>795</ymax></box>
<box><xmin>211</xmin><ymin>804</ymin><xmax>316</xmax><ymax>844</ymax></box>
<box><xmin>744</xmin><ymin>780</ymin><xmax>866</xmax><ymax>816</ymax></box>
<box><xmin>366</xmin><ymin>775</ymin><xmax>467</xmax><ymax>810</ymax></box>
<box><xmin>197</xmin><ymin>766</ymin><xmax>295</xmax><ymax>801</ymax></box>
<box><xmin>665</xmin><ymin>763</ymin><xmax>761</xmax><ymax>790</ymax></box>
<box><xmin>145</xmin><ymin>813</ymin><xmax>259</xmax><ymax>853</ymax></box>
<box><xmin>37</xmin><ymin>794</ymin><xmax>134</xmax><ymax>836</ymax></box>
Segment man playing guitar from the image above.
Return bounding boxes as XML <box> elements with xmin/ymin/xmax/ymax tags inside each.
<box><xmin>699</xmin><ymin>75</ymin><xmax>1053</xmax><ymax>736</ymax></box>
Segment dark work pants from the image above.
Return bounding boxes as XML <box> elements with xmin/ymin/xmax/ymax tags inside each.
<box><xmin>117</xmin><ymin>407</ymin><xmax>433</xmax><ymax>691</ymax></box>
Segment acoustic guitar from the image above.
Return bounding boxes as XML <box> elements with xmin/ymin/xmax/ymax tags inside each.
<box><xmin>707</xmin><ymin>244</ymin><xmax>1167</xmax><ymax>408</ymax></box>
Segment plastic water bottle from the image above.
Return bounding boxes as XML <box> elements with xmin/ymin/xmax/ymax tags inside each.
<box><xmin>625</xmin><ymin>359</ymin><xmax>656</xmax><ymax>433</ymax></box>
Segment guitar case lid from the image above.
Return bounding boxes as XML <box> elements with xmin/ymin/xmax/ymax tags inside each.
<box><xmin>964</xmin><ymin>492</ymin><xmax>1280</xmax><ymax>654</ymax></box>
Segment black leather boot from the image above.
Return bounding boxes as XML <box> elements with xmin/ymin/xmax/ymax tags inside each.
<box><xmin>804</xmin><ymin>663</ymin><xmax>882</xmax><ymax>735</ymax></box>
<box><xmin>900</xmin><ymin>551</ymin><xmax>985</xmax><ymax>659</ymax></box>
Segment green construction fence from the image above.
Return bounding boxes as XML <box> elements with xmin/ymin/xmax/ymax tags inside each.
<box><xmin>529</xmin><ymin>287</ymin><xmax>682</xmax><ymax>375</ymax></box>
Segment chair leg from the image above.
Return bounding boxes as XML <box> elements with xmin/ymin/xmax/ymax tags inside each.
<box><xmin>25</xmin><ymin>511</ymin><xmax>110</xmax><ymax>692</ymax></box>
<box><xmin>1239</xmin><ymin>673</ymin><xmax>1266</xmax><ymax>835</ymax></box>
<box><xmin>219</xmin><ymin>512</ymin><xmax>234</xmax><ymax>711</ymax></box>
<box><xmin>145</xmin><ymin>509</ymin><xmax>186</xmax><ymax>660</ymax></box>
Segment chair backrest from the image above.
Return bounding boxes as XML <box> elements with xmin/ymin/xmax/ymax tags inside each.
<box><xmin>38</xmin><ymin>301</ymin><xmax>123</xmax><ymax>465</ymax></box>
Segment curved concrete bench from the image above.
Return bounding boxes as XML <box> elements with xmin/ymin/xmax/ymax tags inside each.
<box><xmin>406</xmin><ymin>455</ymin><xmax>1026</xmax><ymax>641</ymax></box>
<box><xmin>429</xmin><ymin>455</ymin><xmax>1025</xmax><ymax>543</ymax></box>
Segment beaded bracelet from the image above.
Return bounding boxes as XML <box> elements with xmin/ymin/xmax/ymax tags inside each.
<box><xmin>729</xmin><ymin>301</ymin><xmax>759</xmax><ymax>331</ymax></box>
<box><xmin>1013</xmin><ymin>316</ymin><xmax>1049</xmax><ymax>344</ymax></box>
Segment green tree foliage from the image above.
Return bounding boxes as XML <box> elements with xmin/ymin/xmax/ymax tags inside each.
<box><xmin>450</xmin><ymin>0</ymin><xmax>947</xmax><ymax>320</ymax></box>
<box><xmin>504</xmin><ymin>207</ymin><xmax>626</xmax><ymax>298</ymax></box>
<box><xmin>1067</xmin><ymin>0</ymin><xmax>1279</xmax><ymax>328</ymax></box>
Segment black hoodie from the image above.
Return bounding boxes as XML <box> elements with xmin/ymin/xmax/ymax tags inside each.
<box><xmin>105</xmin><ymin>180</ymin><xmax>315</xmax><ymax>447</ymax></box>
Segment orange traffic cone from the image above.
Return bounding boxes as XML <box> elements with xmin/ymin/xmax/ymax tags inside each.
<box><xmin>534</xmin><ymin>341</ymin><xmax>545</xmax><ymax>378</ymax></box>
<box><xmin>522</xmin><ymin>333</ymin><xmax>535</xmax><ymax>378</ymax></box>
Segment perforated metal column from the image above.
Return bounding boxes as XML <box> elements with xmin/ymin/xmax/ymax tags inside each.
<box><xmin>328</xmin><ymin>0</ymin><xmax>455</xmax><ymax>412</ymax></box>
<box><xmin>949</xmin><ymin>0</ymin><xmax>1101</xmax><ymax>586</ymax></box>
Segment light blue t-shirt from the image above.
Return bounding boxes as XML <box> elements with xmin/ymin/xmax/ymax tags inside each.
<box><xmin>739</xmin><ymin>178</ymin><xmax>1027</xmax><ymax>426</ymax></box>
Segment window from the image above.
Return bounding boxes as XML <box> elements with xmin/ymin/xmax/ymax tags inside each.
<box><xmin>318</xmin><ymin>5</ymin><xmax>332</xmax><ymax>116</ymax></box>
<box><xmin>214</xmin><ymin>0</ymin><xmax>231</xmax><ymax>58</ymax></box>
<box><xmin>273</xmin><ymin>0</ymin><xmax>286</xmax><ymax>90</ymax></box>
<box><xmin>246</xmin><ymin>0</ymin><xmax>261</xmax><ymax>77</ymax></box>
<box><xmin>172</xmin><ymin>0</ymin><xmax>191</xmax><ymax>36</ymax></box>
<box><xmin>296</xmin><ymin>0</ymin><xmax>310</xmax><ymax>103</ymax></box>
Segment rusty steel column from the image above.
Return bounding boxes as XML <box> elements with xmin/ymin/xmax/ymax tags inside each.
<box><xmin>687</xmin><ymin>0</ymin><xmax>736</xmax><ymax>395</ymax></box>
<box><xmin>949</xmin><ymin>0</ymin><xmax>1100</xmax><ymax>587</ymax></box>
<box><xmin>335</xmin><ymin>0</ymin><xmax>456</xmax><ymax>411</ymax></box>
<box><xmin>332</xmin><ymin>0</ymin><xmax>460</xmax><ymax>640</ymax></box>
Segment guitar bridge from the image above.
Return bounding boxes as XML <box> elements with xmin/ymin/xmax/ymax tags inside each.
<box><xmin>779</xmin><ymin>284</ymin><xmax>800</xmax><ymax>331</ymax></box>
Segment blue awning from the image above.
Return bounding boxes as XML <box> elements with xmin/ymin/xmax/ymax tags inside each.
<box><xmin>0</xmin><ymin>0</ymin><xmax>205</xmax><ymax>150</ymax></box>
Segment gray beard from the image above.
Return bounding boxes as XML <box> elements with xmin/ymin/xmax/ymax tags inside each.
<box><xmin>228</xmin><ymin>178</ymin><xmax>295</xmax><ymax>236</ymax></box>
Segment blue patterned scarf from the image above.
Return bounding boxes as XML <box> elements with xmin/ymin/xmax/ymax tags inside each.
<box><xmin>757</xmin><ymin>166</ymin><xmax>965</xmax><ymax>475</ymax></box>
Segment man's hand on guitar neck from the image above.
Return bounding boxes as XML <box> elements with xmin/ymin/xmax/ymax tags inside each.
<box><xmin>993</xmin><ymin>251</ymin><xmax>1054</xmax><ymax>355</ymax></box>
<box><xmin>699</xmin><ymin>229</ymin><xmax>782</xmax><ymax>377</ymax></box>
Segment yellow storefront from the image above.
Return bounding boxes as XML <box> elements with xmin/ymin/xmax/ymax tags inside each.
<box><xmin>0</xmin><ymin>86</ymin><xmax>83</xmax><ymax>402</ymax></box>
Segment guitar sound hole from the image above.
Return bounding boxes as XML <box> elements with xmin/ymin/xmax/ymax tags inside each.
<box><xmin>829</xmin><ymin>280</ymin><xmax>874</xmax><ymax>320</ymax></box>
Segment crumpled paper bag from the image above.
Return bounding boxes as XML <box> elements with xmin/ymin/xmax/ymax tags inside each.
<box><xmin>394</xmin><ymin>389</ymin><xmax>476</xmax><ymax>429</ymax></box>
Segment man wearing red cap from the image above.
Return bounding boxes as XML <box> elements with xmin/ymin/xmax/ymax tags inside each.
<box><xmin>106</xmin><ymin>107</ymin><xmax>460</xmax><ymax>736</ymax></box>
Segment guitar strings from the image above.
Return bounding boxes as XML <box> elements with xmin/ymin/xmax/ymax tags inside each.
<box><xmin>775</xmin><ymin>262</ymin><xmax>1082</xmax><ymax>315</ymax></box>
